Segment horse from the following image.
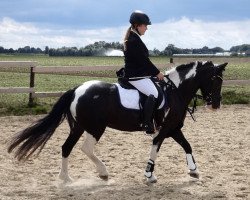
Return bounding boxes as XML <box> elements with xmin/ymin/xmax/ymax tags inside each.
<box><xmin>7</xmin><ymin>61</ymin><xmax>227</xmax><ymax>184</ymax></box>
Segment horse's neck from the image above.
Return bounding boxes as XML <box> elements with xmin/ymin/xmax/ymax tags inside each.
<box><xmin>167</xmin><ymin>71</ymin><xmax>200</xmax><ymax>107</ymax></box>
<box><xmin>178</xmin><ymin>80</ymin><xmax>200</xmax><ymax>107</ymax></box>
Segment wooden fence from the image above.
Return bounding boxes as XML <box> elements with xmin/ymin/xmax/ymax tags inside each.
<box><xmin>0</xmin><ymin>61</ymin><xmax>124</xmax><ymax>105</ymax></box>
<box><xmin>0</xmin><ymin>61</ymin><xmax>249</xmax><ymax>106</ymax></box>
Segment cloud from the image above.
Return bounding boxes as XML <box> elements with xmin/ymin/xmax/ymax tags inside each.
<box><xmin>1</xmin><ymin>17</ymin><xmax>250</xmax><ymax>50</ymax></box>
<box><xmin>0</xmin><ymin>17</ymin><xmax>126</xmax><ymax>49</ymax></box>
<box><xmin>145</xmin><ymin>17</ymin><xmax>250</xmax><ymax>50</ymax></box>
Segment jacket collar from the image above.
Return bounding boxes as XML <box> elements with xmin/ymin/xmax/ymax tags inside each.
<box><xmin>131</xmin><ymin>28</ymin><xmax>141</xmax><ymax>37</ymax></box>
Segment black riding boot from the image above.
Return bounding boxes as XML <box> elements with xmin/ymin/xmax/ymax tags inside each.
<box><xmin>143</xmin><ymin>95</ymin><xmax>156</xmax><ymax>134</ymax></box>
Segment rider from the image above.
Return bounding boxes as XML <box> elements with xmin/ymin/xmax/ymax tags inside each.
<box><xmin>123</xmin><ymin>10</ymin><xmax>165</xmax><ymax>134</ymax></box>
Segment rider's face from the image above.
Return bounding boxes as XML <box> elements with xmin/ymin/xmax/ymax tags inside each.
<box><xmin>137</xmin><ymin>24</ymin><xmax>148</xmax><ymax>35</ymax></box>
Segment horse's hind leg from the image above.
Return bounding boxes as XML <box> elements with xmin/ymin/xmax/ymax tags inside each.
<box><xmin>59</xmin><ymin>126</ymin><xmax>84</xmax><ymax>182</ymax></box>
<box><xmin>82</xmin><ymin>132</ymin><xmax>108</xmax><ymax>180</ymax></box>
<box><xmin>172</xmin><ymin>129</ymin><xmax>199</xmax><ymax>178</ymax></box>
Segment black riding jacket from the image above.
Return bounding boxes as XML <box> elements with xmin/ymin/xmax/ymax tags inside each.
<box><xmin>124</xmin><ymin>31</ymin><xmax>160</xmax><ymax>78</ymax></box>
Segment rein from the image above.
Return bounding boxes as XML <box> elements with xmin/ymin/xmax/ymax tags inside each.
<box><xmin>187</xmin><ymin>94</ymin><xmax>203</xmax><ymax>121</ymax></box>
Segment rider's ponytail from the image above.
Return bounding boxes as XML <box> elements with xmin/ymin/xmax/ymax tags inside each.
<box><xmin>123</xmin><ymin>26</ymin><xmax>131</xmax><ymax>51</ymax></box>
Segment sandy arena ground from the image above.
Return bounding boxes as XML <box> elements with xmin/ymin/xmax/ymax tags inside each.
<box><xmin>0</xmin><ymin>105</ymin><xmax>249</xmax><ymax>200</ymax></box>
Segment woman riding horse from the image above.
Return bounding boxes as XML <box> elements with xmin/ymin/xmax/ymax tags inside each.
<box><xmin>124</xmin><ymin>10</ymin><xmax>164</xmax><ymax>134</ymax></box>
<box><xmin>7</xmin><ymin>60</ymin><xmax>227</xmax><ymax>184</ymax></box>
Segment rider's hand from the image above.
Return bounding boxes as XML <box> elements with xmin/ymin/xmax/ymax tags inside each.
<box><xmin>156</xmin><ymin>72</ymin><xmax>164</xmax><ymax>80</ymax></box>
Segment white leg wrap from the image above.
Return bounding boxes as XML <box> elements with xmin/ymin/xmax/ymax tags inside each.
<box><xmin>144</xmin><ymin>159</ymin><xmax>157</xmax><ymax>184</ymax></box>
<box><xmin>144</xmin><ymin>144</ymin><xmax>159</xmax><ymax>183</ymax></box>
<box><xmin>186</xmin><ymin>153</ymin><xmax>196</xmax><ymax>170</ymax></box>
<box><xmin>186</xmin><ymin>154</ymin><xmax>199</xmax><ymax>179</ymax></box>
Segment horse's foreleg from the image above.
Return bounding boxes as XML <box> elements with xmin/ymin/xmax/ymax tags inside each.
<box><xmin>81</xmin><ymin>133</ymin><xmax>108</xmax><ymax>180</ymax></box>
<box><xmin>145</xmin><ymin>135</ymin><xmax>164</xmax><ymax>184</ymax></box>
<box><xmin>186</xmin><ymin>154</ymin><xmax>199</xmax><ymax>178</ymax></box>
<box><xmin>59</xmin><ymin>127</ymin><xmax>84</xmax><ymax>182</ymax></box>
<box><xmin>172</xmin><ymin>129</ymin><xmax>199</xmax><ymax>179</ymax></box>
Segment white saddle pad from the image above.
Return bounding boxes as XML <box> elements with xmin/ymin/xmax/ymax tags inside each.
<box><xmin>115</xmin><ymin>83</ymin><xmax>140</xmax><ymax>110</ymax></box>
<box><xmin>115</xmin><ymin>83</ymin><xmax>165</xmax><ymax>110</ymax></box>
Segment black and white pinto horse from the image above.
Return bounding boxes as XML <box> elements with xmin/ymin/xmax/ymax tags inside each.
<box><xmin>8</xmin><ymin>61</ymin><xmax>227</xmax><ymax>184</ymax></box>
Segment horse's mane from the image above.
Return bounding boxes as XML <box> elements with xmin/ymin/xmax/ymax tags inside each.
<box><xmin>164</xmin><ymin>61</ymin><xmax>215</xmax><ymax>88</ymax></box>
<box><xmin>175</xmin><ymin>62</ymin><xmax>196</xmax><ymax>72</ymax></box>
<box><xmin>166</xmin><ymin>61</ymin><xmax>214</xmax><ymax>74</ymax></box>
<box><xmin>165</xmin><ymin>61</ymin><xmax>197</xmax><ymax>76</ymax></box>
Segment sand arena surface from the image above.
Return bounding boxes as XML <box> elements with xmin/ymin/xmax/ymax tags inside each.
<box><xmin>0</xmin><ymin>105</ymin><xmax>249</xmax><ymax>200</ymax></box>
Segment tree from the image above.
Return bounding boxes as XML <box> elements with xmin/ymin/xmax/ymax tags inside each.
<box><xmin>201</xmin><ymin>46</ymin><xmax>210</xmax><ymax>54</ymax></box>
<box><xmin>230</xmin><ymin>44</ymin><xmax>250</xmax><ymax>53</ymax></box>
<box><xmin>8</xmin><ymin>48</ymin><xmax>14</xmax><ymax>53</ymax></box>
<box><xmin>150</xmin><ymin>48</ymin><xmax>161</xmax><ymax>56</ymax></box>
<box><xmin>23</xmin><ymin>46</ymin><xmax>31</xmax><ymax>53</ymax></box>
<box><xmin>162</xmin><ymin>44</ymin><xmax>183</xmax><ymax>56</ymax></box>
<box><xmin>45</xmin><ymin>46</ymin><xmax>49</xmax><ymax>55</ymax></box>
<box><xmin>0</xmin><ymin>46</ymin><xmax>4</xmax><ymax>53</ymax></box>
<box><xmin>211</xmin><ymin>47</ymin><xmax>224</xmax><ymax>53</ymax></box>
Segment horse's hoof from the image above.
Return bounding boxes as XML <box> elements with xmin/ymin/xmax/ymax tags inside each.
<box><xmin>59</xmin><ymin>173</ymin><xmax>74</xmax><ymax>183</ymax></box>
<box><xmin>146</xmin><ymin>175</ymin><xmax>157</xmax><ymax>185</ymax></box>
<box><xmin>190</xmin><ymin>173</ymin><xmax>199</xmax><ymax>179</ymax></box>
<box><xmin>99</xmin><ymin>175</ymin><xmax>109</xmax><ymax>181</ymax></box>
<box><xmin>188</xmin><ymin>171</ymin><xmax>199</xmax><ymax>179</ymax></box>
<box><xmin>150</xmin><ymin>179</ymin><xmax>157</xmax><ymax>183</ymax></box>
<box><xmin>146</xmin><ymin>179</ymin><xmax>157</xmax><ymax>186</ymax></box>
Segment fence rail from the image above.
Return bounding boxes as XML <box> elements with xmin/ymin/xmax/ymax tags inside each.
<box><xmin>0</xmin><ymin>61</ymin><xmax>36</xmax><ymax>68</ymax></box>
<box><xmin>33</xmin><ymin>91</ymin><xmax>66</xmax><ymax>98</ymax></box>
<box><xmin>34</xmin><ymin>65</ymin><xmax>118</xmax><ymax>73</ymax></box>
<box><xmin>0</xmin><ymin>87</ymin><xmax>35</xmax><ymax>93</ymax></box>
<box><xmin>0</xmin><ymin>61</ymin><xmax>249</xmax><ymax>106</ymax></box>
<box><xmin>221</xmin><ymin>80</ymin><xmax>250</xmax><ymax>86</ymax></box>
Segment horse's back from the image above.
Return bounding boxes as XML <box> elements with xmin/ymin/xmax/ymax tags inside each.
<box><xmin>69</xmin><ymin>80</ymin><xmax>142</xmax><ymax>132</ymax></box>
<box><xmin>70</xmin><ymin>80</ymin><xmax>116</xmax><ymax>120</ymax></box>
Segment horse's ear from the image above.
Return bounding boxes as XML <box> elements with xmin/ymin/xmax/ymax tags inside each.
<box><xmin>218</xmin><ymin>62</ymin><xmax>228</xmax><ymax>71</ymax></box>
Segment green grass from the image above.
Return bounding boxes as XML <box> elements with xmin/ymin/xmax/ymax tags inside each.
<box><xmin>223</xmin><ymin>63</ymin><xmax>250</xmax><ymax>80</ymax></box>
<box><xmin>0</xmin><ymin>54</ymin><xmax>249</xmax><ymax>116</ymax></box>
<box><xmin>222</xmin><ymin>85</ymin><xmax>250</xmax><ymax>104</ymax></box>
<box><xmin>0</xmin><ymin>54</ymin><xmax>124</xmax><ymax>66</ymax></box>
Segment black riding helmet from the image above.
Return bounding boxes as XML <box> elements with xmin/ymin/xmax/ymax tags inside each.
<box><xmin>129</xmin><ymin>10</ymin><xmax>151</xmax><ymax>25</ymax></box>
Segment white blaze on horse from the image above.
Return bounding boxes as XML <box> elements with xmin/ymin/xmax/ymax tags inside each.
<box><xmin>8</xmin><ymin>61</ymin><xmax>227</xmax><ymax>184</ymax></box>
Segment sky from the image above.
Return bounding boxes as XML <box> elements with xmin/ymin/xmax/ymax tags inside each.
<box><xmin>0</xmin><ymin>0</ymin><xmax>250</xmax><ymax>51</ymax></box>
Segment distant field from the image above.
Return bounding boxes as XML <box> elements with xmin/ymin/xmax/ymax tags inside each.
<box><xmin>0</xmin><ymin>54</ymin><xmax>249</xmax><ymax>79</ymax></box>
<box><xmin>169</xmin><ymin>56</ymin><xmax>250</xmax><ymax>80</ymax></box>
<box><xmin>0</xmin><ymin>54</ymin><xmax>249</xmax><ymax>116</ymax></box>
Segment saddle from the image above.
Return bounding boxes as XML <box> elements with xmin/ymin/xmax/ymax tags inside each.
<box><xmin>115</xmin><ymin>67</ymin><xmax>170</xmax><ymax>128</ymax></box>
<box><xmin>116</xmin><ymin>76</ymin><xmax>166</xmax><ymax>110</ymax></box>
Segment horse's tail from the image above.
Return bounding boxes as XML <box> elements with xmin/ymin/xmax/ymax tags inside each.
<box><xmin>7</xmin><ymin>88</ymin><xmax>76</xmax><ymax>161</ymax></box>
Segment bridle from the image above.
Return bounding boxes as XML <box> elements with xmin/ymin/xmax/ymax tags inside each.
<box><xmin>161</xmin><ymin>72</ymin><xmax>223</xmax><ymax>121</ymax></box>
<box><xmin>203</xmin><ymin>74</ymin><xmax>223</xmax><ymax>106</ymax></box>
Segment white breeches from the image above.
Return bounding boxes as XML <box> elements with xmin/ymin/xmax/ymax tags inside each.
<box><xmin>129</xmin><ymin>78</ymin><xmax>158</xmax><ymax>98</ymax></box>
